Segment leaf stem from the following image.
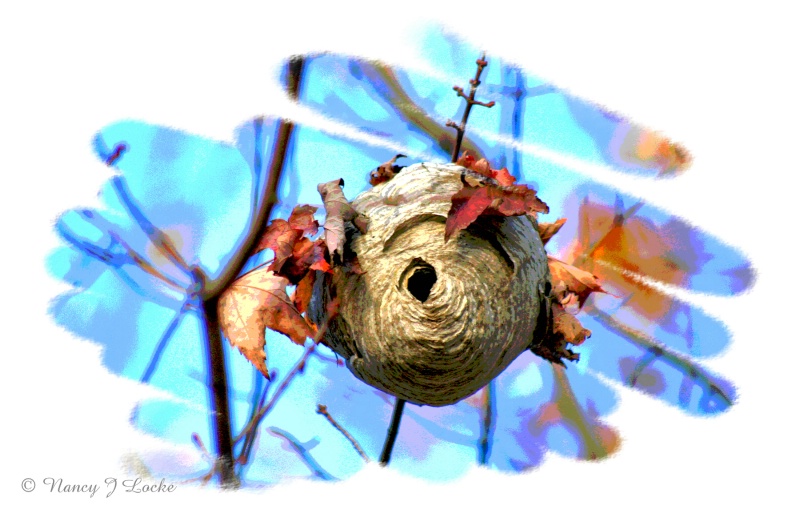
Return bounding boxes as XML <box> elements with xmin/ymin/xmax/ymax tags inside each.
<box><xmin>379</xmin><ymin>398</ymin><xmax>406</xmax><ymax>466</ymax></box>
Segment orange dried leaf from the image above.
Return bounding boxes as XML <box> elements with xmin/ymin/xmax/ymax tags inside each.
<box><xmin>456</xmin><ymin>152</ymin><xmax>517</xmax><ymax>186</ymax></box>
<box><xmin>369</xmin><ymin>154</ymin><xmax>406</xmax><ymax>186</ymax></box>
<box><xmin>491</xmin><ymin>167</ymin><xmax>516</xmax><ymax>187</ymax></box>
<box><xmin>218</xmin><ymin>269</ymin><xmax>312</xmax><ymax>378</ymax></box>
<box><xmin>552</xmin><ymin>305</ymin><xmax>592</xmax><ymax>345</ymax></box>
<box><xmin>292</xmin><ymin>271</ymin><xmax>316</xmax><ymax>315</ymax></box>
<box><xmin>537</xmin><ymin>218</ymin><xmax>567</xmax><ymax>245</ymax></box>
<box><xmin>255</xmin><ymin>219</ymin><xmax>295</xmax><ymax>270</ymax></box>
<box><xmin>288</xmin><ymin>204</ymin><xmax>320</xmax><ymax>236</ymax></box>
<box><xmin>256</xmin><ymin>205</ymin><xmax>321</xmax><ymax>270</ymax></box>
<box><xmin>566</xmin><ymin>200</ymin><xmax>686</xmax><ymax>319</ymax></box>
<box><xmin>279</xmin><ymin>237</ymin><xmax>331</xmax><ymax>283</ymax></box>
<box><xmin>548</xmin><ymin>256</ymin><xmax>606</xmax><ymax>307</ymax></box>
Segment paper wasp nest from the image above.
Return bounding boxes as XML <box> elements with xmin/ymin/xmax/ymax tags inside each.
<box><xmin>309</xmin><ymin>163</ymin><xmax>551</xmax><ymax>406</ymax></box>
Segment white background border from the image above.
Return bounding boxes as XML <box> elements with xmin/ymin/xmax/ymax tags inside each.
<box><xmin>2</xmin><ymin>1</ymin><xmax>796</xmax><ymax>514</ymax></box>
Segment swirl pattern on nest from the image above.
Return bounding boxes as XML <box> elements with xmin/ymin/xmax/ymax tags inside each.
<box><xmin>311</xmin><ymin>163</ymin><xmax>550</xmax><ymax>406</ymax></box>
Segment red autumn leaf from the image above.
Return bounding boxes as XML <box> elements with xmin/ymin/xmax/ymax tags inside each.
<box><xmin>218</xmin><ymin>269</ymin><xmax>313</xmax><ymax>379</ymax></box>
<box><xmin>317</xmin><ymin>178</ymin><xmax>368</xmax><ymax>264</ymax></box>
<box><xmin>255</xmin><ymin>204</ymin><xmax>320</xmax><ymax>270</ymax></box>
<box><xmin>292</xmin><ymin>270</ymin><xmax>316</xmax><ymax>316</ymax></box>
<box><xmin>456</xmin><ymin>152</ymin><xmax>517</xmax><ymax>186</ymax></box>
<box><xmin>547</xmin><ymin>256</ymin><xmax>607</xmax><ymax>308</ymax></box>
<box><xmin>537</xmin><ymin>218</ymin><xmax>567</xmax><ymax>246</ymax></box>
<box><xmin>256</xmin><ymin>219</ymin><xmax>295</xmax><ymax>270</ymax></box>
<box><xmin>369</xmin><ymin>154</ymin><xmax>406</xmax><ymax>186</ymax></box>
<box><xmin>445</xmin><ymin>175</ymin><xmax>549</xmax><ymax>241</ymax></box>
<box><xmin>287</xmin><ymin>204</ymin><xmax>320</xmax><ymax>236</ymax></box>
<box><xmin>491</xmin><ymin>167</ymin><xmax>516</xmax><ymax>187</ymax></box>
<box><xmin>279</xmin><ymin>237</ymin><xmax>331</xmax><ymax>284</ymax></box>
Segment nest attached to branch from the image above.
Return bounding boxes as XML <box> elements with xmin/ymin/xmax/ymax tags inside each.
<box><xmin>309</xmin><ymin>163</ymin><xmax>551</xmax><ymax>406</ymax></box>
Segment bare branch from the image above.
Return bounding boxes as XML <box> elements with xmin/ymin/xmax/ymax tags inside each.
<box><xmin>379</xmin><ymin>398</ymin><xmax>406</xmax><ymax>466</ymax></box>
<box><xmin>449</xmin><ymin>54</ymin><xmax>495</xmax><ymax>162</ymax></box>
<box><xmin>268</xmin><ymin>427</ymin><xmax>336</xmax><ymax>481</ymax></box>
<box><xmin>477</xmin><ymin>381</ymin><xmax>495</xmax><ymax>465</ymax></box>
<box><xmin>316</xmin><ymin>404</ymin><xmax>369</xmax><ymax>462</ymax></box>
<box><xmin>201</xmin><ymin>57</ymin><xmax>306</xmax><ymax>488</ymax></box>
<box><xmin>234</xmin><ymin>310</ymin><xmax>335</xmax><ymax>467</ymax></box>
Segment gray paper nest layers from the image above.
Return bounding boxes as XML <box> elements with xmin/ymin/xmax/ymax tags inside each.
<box><xmin>309</xmin><ymin>163</ymin><xmax>550</xmax><ymax>406</ymax></box>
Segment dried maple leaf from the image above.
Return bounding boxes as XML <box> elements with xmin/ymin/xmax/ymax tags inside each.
<box><xmin>279</xmin><ymin>237</ymin><xmax>331</xmax><ymax>284</ymax></box>
<box><xmin>292</xmin><ymin>270</ymin><xmax>316</xmax><ymax>316</ymax></box>
<box><xmin>218</xmin><ymin>268</ymin><xmax>313</xmax><ymax>379</ymax></box>
<box><xmin>529</xmin><ymin>303</ymin><xmax>591</xmax><ymax>365</ymax></box>
<box><xmin>445</xmin><ymin>174</ymin><xmax>549</xmax><ymax>241</ymax></box>
<box><xmin>255</xmin><ymin>205</ymin><xmax>331</xmax><ymax>284</ymax></box>
<box><xmin>369</xmin><ymin>154</ymin><xmax>406</xmax><ymax>186</ymax></box>
<box><xmin>255</xmin><ymin>204</ymin><xmax>320</xmax><ymax>269</ymax></box>
<box><xmin>552</xmin><ymin>304</ymin><xmax>592</xmax><ymax>345</ymax></box>
<box><xmin>537</xmin><ymin>218</ymin><xmax>567</xmax><ymax>245</ymax></box>
<box><xmin>256</xmin><ymin>219</ymin><xmax>296</xmax><ymax>271</ymax></box>
<box><xmin>317</xmin><ymin>178</ymin><xmax>368</xmax><ymax>263</ymax></box>
<box><xmin>547</xmin><ymin>256</ymin><xmax>607</xmax><ymax>308</ymax></box>
<box><xmin>456</xmin><ymin>152</ymin><xmax>517</xmax><ymax>186</ymax></box>
<box><xmin>565</xmin><ymin>199</ymin><xmax>687</xmax><ymax>319</ymax></box>
<box><xmin>287</xmin><ymin>204</ymin><xmax>320</xmax><ymax>236</ymax></box>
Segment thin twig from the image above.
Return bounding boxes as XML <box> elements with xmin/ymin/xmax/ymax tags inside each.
<box><xmin>550</xmin><ymin>364</ymin><xmax>609</xmax><ymax>460</ymax></box>
<box><xmin>209</xmin><ymin>56</ymin><xmax>305</xmax><ymax>296</ymax></box>
<box><xmin>234</xmin><ymin>315</ymin><xmax>334</xmax><ymax>466</ymax></box>
<box><xmin>268</xmin><ymin>427</ymin><xmax>336</xmax><ymax>481</ymax></box>
<box><xmin>448</xmin><ymin>54</ymin><xmax>495</xmax><ymax>162</ymax></box>
<box><xmin>237</xmin><ymin>375</ymin><xmax>271</xmax><ymax>473</ymax></box>
<box><xmin>585</xmin><ymin>302</ymin><xmax>733</xmax><ymax>407</ymax></box>
<box><xmin>379</xmin><ymin>398</ymin><xmax>406</xmax><ymax>466</ymax></box>
<box><xmin>316</xmin><ymin>404</ymin><xmax>369</xmax><ymax>462</ymax></box>
<box><xmin>367</xmin><ymin>64</ymin><xmax>485</xmax><ymax>160</ymax></box>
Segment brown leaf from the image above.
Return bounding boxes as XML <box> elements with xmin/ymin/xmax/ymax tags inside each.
<box><xmin>537</xmin><ymin>218</ymin><xmax>567</xmax><ymax>246</ymax></box>
<box><xmin>456</xmin><ymin>152</ymin><xmax>517</xmax><ymax>186</ymax></box>
<box><xmin>255</xmin><ymin>205</ymin><xmax>320</xmax><ymax>270</ymax></box>
<box><xmin>288</xmin><ymin>204</ymin><xmax>320</xmax><ymax>236</ymax></box>
<box><xmin>292</xmin><ymin>271</ymin><xmax>316</xmax><ymax>315</ymax></box>
<box><xmin>279</xmin><ymin>237</ymin><xmax>331</xmax><ymax>284</ymax></box>
<box><xmin>528</xmin><ymin>303</ymin><xmax>590</xmax><ymax>365</ymax></box>
<box><xmin>552</xmin><ymin>305</ymin><xmax>592</xmax><ymax>345</ymax></box>
<box><xmin>547</xmin><ymin>256</ymin><xmax>607</xmax><ymax>308</ymax></box>
<box><xmin>218</xmin><ymin>269</ymin><xmax>312</xmax><ymax>378</ymax></box>
<box><xmin>445</xmin><ymin>177</ymin><xmax>549</xmax><ymax>241</ymax></box>
<box><xmin>369</xmin><ymin>154</ymin><xmax>406</xmax><ymax>186</ymax></box>
<box><xmin>318</xmin><ymin>178</ymin><xmax>366</xmax><ymax>263</ymax></box>
<box><xmin>259</xmin><ymin>221</ymin><xmax>297</xmax><ymax>272</ymax></box>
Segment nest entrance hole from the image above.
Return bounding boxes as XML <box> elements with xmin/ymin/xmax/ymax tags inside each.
<box><xmin>405</xmin><ymin>259</ymin><xmax>437</xmax><ymax>303</ymax></box>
